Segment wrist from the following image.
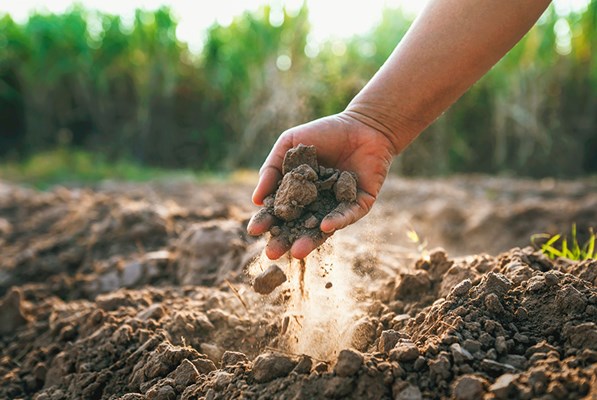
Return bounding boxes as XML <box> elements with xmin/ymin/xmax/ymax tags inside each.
<box><xmin>343</xmin><ymin>102</ymin><xmax>427</xmax><ymax>156</ymax></box>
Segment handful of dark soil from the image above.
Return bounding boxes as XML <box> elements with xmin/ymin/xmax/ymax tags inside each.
<box><xmin>253</xmin><ymin>144</ymin><xmax>358</xmax><ymax>246</ymax></box>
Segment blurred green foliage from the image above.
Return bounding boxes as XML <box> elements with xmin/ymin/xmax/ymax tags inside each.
<box><xmin>0</xmin><ymin>148</ymin><xmax>195</xmax><ymax>189</ymax></box>
<box><xmin>0</xmin><ymin>3</ymin><xmax>595</xmax><ymax>179</ymax></box>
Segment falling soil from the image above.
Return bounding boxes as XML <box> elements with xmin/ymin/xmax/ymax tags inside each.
<box><xmin>0</xmin><ymin>176</ymin><xmax>596</xmax><ymax>399</ymax></box>
<box><xmin>298</xmin><ymin>258</ymin><xmax>306</xmax><ymax>299</ymax></box>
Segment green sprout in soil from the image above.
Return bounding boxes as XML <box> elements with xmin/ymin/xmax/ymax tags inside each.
<box><xmin>531</xmin><ymin>224</ymin><xmax>595</xmax><ymax>261</ymax></box>
<box><xmin>406</xmin><ymin>226</ymin><xmax>429</xmax><ymax>258</ymax></box>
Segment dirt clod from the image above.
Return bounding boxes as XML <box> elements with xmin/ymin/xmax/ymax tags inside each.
<box><xmin>334</xmin><ymin>349</ymin><xmax>364</xmax><ymax>377</ymax></box>
<box><xmin>251</xmin><ymin>144</ymin><xmax>358</xmax><ymax>247</ymax></box>
<box><xmin>452</xmin><ymin>374</ymin><xmax>487</xmax><ymax>400</ymax></box>
<box><xmin>334</xmin><ymin>171</ymin><xmax>358</xmax><ymax>203</ymax></box>
<box><xmin>282</xmin><ymin>143</ymin><xmax>318</xmax><ymax>175</ymax></box>
<box><xmin>253</xmin><ymin>264</ymin><xmax>287</xmax><ymax>295</ymax></box>
<box><xmin>252</xmin><ymin>353</ymin><xmax>297</xmax><ymax>383</ymax></box>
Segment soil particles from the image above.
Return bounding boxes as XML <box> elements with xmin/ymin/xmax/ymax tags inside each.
<box><xmin>0</xmin><ymin>176</ymin><xmax>596</xmax><ymax>399</ymax></box>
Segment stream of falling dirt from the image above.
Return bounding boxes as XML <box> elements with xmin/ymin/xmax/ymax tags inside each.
<box><xmin>298</xmin><ymin>258</ymin><xmax>306</xmax><ymax>299</ymax></box>
<box><xmin>247</xmin><ymin>244</ymin><xmax>364</xmax><ymax>361</ymax></box>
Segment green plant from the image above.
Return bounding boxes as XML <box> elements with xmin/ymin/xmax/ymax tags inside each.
<box><xmin>532</xmin><ymin>224</ymin><xmax>596</xmax><ymax>261</ymax></box>
<box><xmin>406</xmin><ymin>226</ymin><xmax>429</xmax><ymax>258</ymax></box>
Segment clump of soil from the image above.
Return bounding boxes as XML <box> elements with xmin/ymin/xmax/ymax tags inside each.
<box><xmin>252</xmin><ymin>144</ymin><xmax>358</xmax><ymax>246</ymax></box>
<box><xmin>253</xmin><ymin>264</ymin><xmax>287</xmax><ymax>295</ymax></box>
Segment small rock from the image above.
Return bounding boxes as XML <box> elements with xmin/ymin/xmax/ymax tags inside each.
<box><xmin>495</xmin><ymin>336</ymin><xmax>508</xmax><ymax>355</ymax></box>
<box><xmin>200</xmin><ymin>343</ymin><xmax>224</xmax><ymax>365</ymax></box>
<box><xmin>544</xmin><ymin>271</ymin><xmax>559</xmax><ymax>286</ymax></box>
<box><xmin>429</xmin><ymin>355</ymin><xmax>451</xmax><ymax>381</ymax></box>
<box><xmin>378</xmin><ymin>330</ymin><xmax>401</xmax><ymax>354</ymax></box>
<box><xmin>463</xmin><ymin>339</ymin><xmax>481</xmax><ymax>354</ymax></box>
<box><xmin>350</xmin><ymin>318</ymin><xmax>376</xmax><ymax>351</ymax></box>
<box><xmin>452</xmin><ymin>279</ymin><xmax>472</xmax><ymax>297</ymax></box>
<box><xmin>282</xmin><ymin>144</ymin><xmax>318</xmax><ymax>175</ymax></box>
<box><xmin>325</xmin><ymin>282</ymin><xmax>333</xmax><ymax>289</ymax></box>
<box><xmin>263</xmin><ymin>195</ymin><xmax>275</xmax><ymax>208</ymax></box>
<box><xmin>170</xmin><ymin>359</ymin><xmax>199</xmax><ymax>391</ymax></box>
<box><xmin>252</xmin><ymin>353</ymin><xmax>297</xmax><ymax>383</ymax></box>
<box><xmin>293</xmin><ymin>355</ymin><xmax>312</xmax><ymax>374</ymax></box>
<box><xmin>391</xmin><ymin>314</ymin><xmax>411</xmax><ymax>329</ymax></box>
<box><xmin>313</xmin><ymin>362</ymin><xmax>329</xmax><ymax>373</ymax></box>
<box><xmin>474</xmin><ymin>272</ymin><xmax>512</xmax><ymax>297</ymax></box>
<box><xmin>453</xmin><ymin>375</ymin><xmax>486</xmax><ymax>400</ymax></box>
<box><xmin>480</xmin><ymin>359</ymin><xmax>516</xmax><ymax>376</ymax></box>
<box><xmin>484</xmin><ymin>293</ymin><xmax>505</xmax><ymax>314</ymax></box>
<box><xmin>450</xmin><ymin>343</ymin><xmax>473</xmax><ymax>364</ymax></box>
<box><xmin>389</xmin><ymin>341</ymin><xmax>420</xmax><ymax>362</ymax></box>
<box><xmin>121</xmin><ymin>261</ymin><xmax>144</xmax><ymax>287</ymax></box>
<box><xmin>547</xmin><ymin>381</ymin><xmax>567</xmax><ymax>399</ymax></box>
<box><xmin>479</xmin><ymin>332</ymin><xmax>494</xmax><ymax>348</ymax></box>
<box><xmin>513</xmin><ymin>333</ymin><xmax>529</xmax><ymax>344</ymax></box>
<box><xmin>489</xmin><ymin>373</ymin><xmax>518</xmax><ymax>399</ymax></box>
<box><xmin>303</xmin><ymin>215</ymin><xmax>319</xmax><ymax>229</ymax></box>
<box><xmin>334</xmin><ymin>349</ymin><xmax>363</xmax><ymax>377</ymax></box>
<box><xmin>220</xmin><ymin>351</ymin><xmax>248</xmax><ymax>368</ymax></box>
<box><xmin>253</xmin><ymin>264</ymin><xmax>287</xmax><ymax>295</ymax></box>
<box><xmin>318</xmin><ymin>172</ymin><xmax>339</xmax><ymax>191</ymax></box>
<box><xmin>392</xmin><ymin>381</ymin><xmax>422</xmax><ymax>400</ymax></box>
<box><xmin>394</xmin><ymin>271</ymin><xmax>431</xmax><ymax>301</ymax></box>
<box><xmin>499</xmin><ymin>355</ymin><xmax>527</xmax><ymax>370</ymax></box>
<box><xmin>334</xmin><ymin>171</ymin><xmax>357</xmax><ymax>202</ymax></box>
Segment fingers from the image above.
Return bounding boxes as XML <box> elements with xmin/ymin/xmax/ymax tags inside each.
<box><xmin>264</xmin><ymin>233</ymin><xmax>331</xmax><ymax>260</ymax></box>
<box><xmin>320</xmin><ymin>190</ymin><xmax>374</xmax><ymax>233</ymax></box>
<box><xmin>265</xmin><ymin>235</ymin><xmax>291</xmax><ymax>260</ymax></box>
<box><xmin>290</xmin><ymin>233</ymin><xmax>331</xmax><ymax>259</ymax></box>
<box><xmin>247</xmin><ymin>209</ymin><xmax>275</xmax><ymax>236</ymax></box>
<box><xmin>252</xmin><ymin>165</ymin><xmax>282</xmax><ymax>206</ymax></box>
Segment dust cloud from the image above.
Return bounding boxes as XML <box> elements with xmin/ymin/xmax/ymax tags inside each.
<box><xmin>247</xmin><ymin>239</ymin><xmax>364</xmax><ymax>361</ymax></box>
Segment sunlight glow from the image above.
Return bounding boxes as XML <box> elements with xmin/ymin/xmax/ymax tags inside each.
<box><xmin>0</xmin><ymin>0</ymin><xmax>589</xmax><ymax>54</ymax></box>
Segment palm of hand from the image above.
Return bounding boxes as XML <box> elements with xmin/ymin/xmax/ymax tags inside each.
<box><xmin>248</xmin><ymin>113</ymin><xmax>395</xmax><ymax>259</ymax></box>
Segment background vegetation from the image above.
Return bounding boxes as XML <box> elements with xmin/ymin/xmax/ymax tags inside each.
<box><xmin>0</xmin><ymin>2</ymin><xmax>595</xmax><ymax>181</ymax></box>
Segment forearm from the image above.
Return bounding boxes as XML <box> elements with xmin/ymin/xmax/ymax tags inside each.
<box><xmin>346</xmin><ymin>0</ymin><xmax>551</xmax><ymax>154</ymax></box>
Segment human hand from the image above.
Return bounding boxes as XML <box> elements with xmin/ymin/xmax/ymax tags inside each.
<box><xmin>247</xmin><ymin>112</ymin><xmax>396</xmax><ymax>260</ymax></box>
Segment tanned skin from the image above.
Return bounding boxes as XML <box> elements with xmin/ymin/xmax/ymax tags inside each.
<box><xmin>248</xmin><ymin>0</ymin><xmax>552</xmax><ymax>260</ymax></box>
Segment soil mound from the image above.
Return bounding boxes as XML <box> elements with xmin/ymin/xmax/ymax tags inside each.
<box><xmin>0</xmin><ymin>179</ymin><xmax>595</xmax><ymax>399</ymax></box>
<box><xmin>0</xmin><ymin>183</ymin><xmax>260</xmax><ymax>300</ymax></box>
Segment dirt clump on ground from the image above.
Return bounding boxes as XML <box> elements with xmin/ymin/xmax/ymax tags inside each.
<box><xmin>0</xmin><ymin>178</ymin><xmax>596</xmax><ymax>399</ymax></box>
<box><xmin>252</xmin><ymin>144</ymin><xmax>357</xmax><ymax>247</ymax></box>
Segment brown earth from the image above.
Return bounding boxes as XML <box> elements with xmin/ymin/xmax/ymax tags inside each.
<box><xmin>0</xmin><ymin>175</ymin><xmax>596</xmax><ymax>399</ymax></box>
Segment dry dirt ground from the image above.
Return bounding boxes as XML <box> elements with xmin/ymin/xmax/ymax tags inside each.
<box><xmin>0</xmin><ymin>175</ymin><xmax>596</xmax><ymax>400</ymax></box>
